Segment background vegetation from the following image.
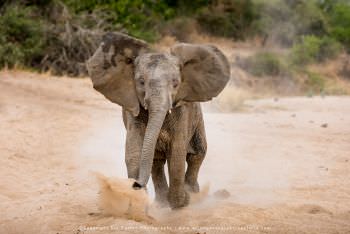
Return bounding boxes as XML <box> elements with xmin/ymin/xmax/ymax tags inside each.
<box><xmin>0</xmin><ymin>0</ymin><xmax>349</xmax><ymax>84</ymax></box>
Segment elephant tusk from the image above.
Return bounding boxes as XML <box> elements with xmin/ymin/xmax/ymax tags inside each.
<box><xmin>168</xmin><ymin>109</ymin><xmax>172</xmax><ymax>114</ymax></box>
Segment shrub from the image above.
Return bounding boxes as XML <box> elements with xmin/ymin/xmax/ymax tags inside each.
<box><xmin>318</xmin><ymin>37</ymin><xmax>342</xmax><ymax>61</ymax></box>
<box><xmin>290</xmin><ymin>35</ymin><xmax>342</xmax><ymax>66</ymax></box>
<box><xmin>290</xmin><ymin>35</ymin><xmax>322</xmax><ymax>65</ymax></box>
<box><xmin>253</xmin><ymin>0</ymin><xmax>294</xmax><ymax>46</ymax></box>
<box><xmin>196</xmin><ymin>0</ymin><xmax>257</xmax><ymax>39</ymax></box>
<box><xmin>0</xmin><ymin>1</ymin><xmax>106</xmax><ymax>75</ymax></box>
<box><xmin>0</xmin><ymin>4</ymin><xmax>45</xmax><ymax>68</ymax></box>
<box><xmin>328</xmin><ymin>2</ymin><xmax>350</xmax><ymax>51</ymax></box>
<box><xmin>241</xmin><ymin>52</ymin><xmax>287</xmax><ymax>77</ymax></box>
<box><xmin>292</xmin><ymin>0</ymin><xmax>328</xmax><ymax>37</ymax></box>
<box><xmin>63</xmin><ymin>0</ymin><xmax>174</xmax><ymax>42</ymax></box>
<box><xmin>253</xmin><ymin>0</ymin><xmax>329</xmax><ymax>47</ymax></box>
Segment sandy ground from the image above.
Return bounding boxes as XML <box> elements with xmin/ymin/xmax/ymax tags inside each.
<box><xmin>0</xmin><ymin>70</ymin><xmax>349</xmax><ymax>234</ymax></box>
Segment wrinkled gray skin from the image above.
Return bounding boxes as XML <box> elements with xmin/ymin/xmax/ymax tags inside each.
<box><xmin>87</xmin><ymin>32</ymin><xmax>230</xmax><ymax>209</ymax></box>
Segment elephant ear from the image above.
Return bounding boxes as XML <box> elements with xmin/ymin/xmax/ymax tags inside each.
<box><xmin>86</xmin><ymin>32</ymin><xmax>149</xmax><ymax>116</ymax></box>
<box><xmin>171</xmin><ymin>43</ymin><xmax>230</xmax><ymax>103</ymax></box>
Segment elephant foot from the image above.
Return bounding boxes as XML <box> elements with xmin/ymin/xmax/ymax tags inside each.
<box><xmin>168</xmin><ymin>190</ymin><xmax>190</xmax><ymax>209</ymax></box>
<box><xmin>185</xmin><ymin>179</ymin><xmax>200</xmax><ymax>193</ymax></box>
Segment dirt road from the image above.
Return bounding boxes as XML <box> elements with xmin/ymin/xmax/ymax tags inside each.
<box><xmin>0</xmin><ymin>70</ymin><xmax>349</xmax><ymax>234</ymax></box>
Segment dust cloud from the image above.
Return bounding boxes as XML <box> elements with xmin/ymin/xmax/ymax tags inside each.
<box><xmin>95</xmin><ymin>172</ymin><xmax>153</xmax><ymax>222</ymax></box>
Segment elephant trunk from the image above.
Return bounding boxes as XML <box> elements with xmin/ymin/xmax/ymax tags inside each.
<box><xmin>132</xmin><ymin>103</ymin><xmax>168</xmax><ymax>189</ymax></box>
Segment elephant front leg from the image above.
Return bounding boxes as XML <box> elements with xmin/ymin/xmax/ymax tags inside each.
<box><xmin>167</xmin><ymin>145</ymin><xmax>190</xmax><ymax>209</ymax></box>
<box><xmin>151</xmin><ymin>152</ymin><xmax>168</xmax><ymax>206</ymax></box>
<box><xmin>125</xmin><ymin>128</ymin><xmax>144</xmax><ymax>180</ymax></box>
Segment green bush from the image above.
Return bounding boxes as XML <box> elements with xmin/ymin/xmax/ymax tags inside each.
<box><xmin>328</xmin><ymin>2</ymin><xmax>350</xmax><ymax>51</ymax></box>
<box><xmin>197</xmin><ymin>0</ymin><xmax>257</xmax><ymax>39</ymax></box>
<box><xmin>253</xmin><ymin>0</ymin><xmax>329</xmax><ymax>47</ymax></box>
<box><xmin>0</xmin><ymin>4</ymin><xmax>45</xmax><ymax>68</ymax></box>
<box><xmin>242</xmin><ymin>52</ymin><xmax>287</xmax><ymax>77</ymax></box>
<box><xmin>63</xmin><ymin>0</ymin><xmax>175</xmax><ymax>42</ymax></box>
<box><xmin>290</xmin><ymin>35</ymin><xmax>322</xmax><ymax>65</ymax></box>
<box><xmin>63</xmin><ymin>0</ymin><xmax>259</xmax><ymax>41</ymax></box>
<box><xmin>318</xmin><ymin>36</ymin><xmax>342</xmax><ymax>61</ymax></box>
<box><xmin>292</xmin><ymin>0</ymin><xmax>328</xmax><ymax>37</ymax></box>
<box><xmin>0</xmin><ymin>0</ymin><xmax>348</xmax><ymax>77</ymax></box>
<box><xmin>290</xmin><ymin>35</ymin><xmax>342</xmax><ymax>66</ymax></box>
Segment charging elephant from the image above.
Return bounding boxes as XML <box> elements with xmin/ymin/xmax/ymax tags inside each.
<box><xmin>86</xmin><ymin>32</ymin><xmax>230</xmax><ymax>209</ymax></box>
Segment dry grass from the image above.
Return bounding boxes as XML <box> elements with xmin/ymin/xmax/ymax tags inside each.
<box><xmin>308</xmin><ymin>53</ymin><xmax>350</xmax><ymax>95</ymax></box>
<box><xmin>153</xmin><ymin>31</ymin><xmax>237</xmax><ymax>59</ymax></box>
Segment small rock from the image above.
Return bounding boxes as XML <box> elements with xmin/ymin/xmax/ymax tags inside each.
<box><xmin>321</xmin><ymin>123</ymin><xmax>328</xmax><ymax>128</ymax></box>
<box><xmin>274</xmin><ymin>97</ymin><xmax>279</xmax><ymax>102</ymax></box>
<box><xmin>291</xmin><ymin>114</ymin><xmax>296</xmax><ymax>118</ymax></box>
<box><xmin>214</xmin><ymin>189</ymin><xmax>231</xmax><ymax>199</ymax></box>
<box><xmin>318</xmin><ymin>166</ymin><xmax>328</xmax><ymax>171</ymax></box>
<box><xmin>309</xmin><ymin>120</ymin><xmax>314</xmax><ymax>123</ymax></box>
<box><xmin>299</xmin><ymin>204</ymin><xmax>332</xmax><ymax>215</ymax></box>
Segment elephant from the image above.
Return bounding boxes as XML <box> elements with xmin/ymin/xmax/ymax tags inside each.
<box><xmin>86</xmin><ymin>32</ymin><xmax>230</xmax><ymax>209</ymax></box>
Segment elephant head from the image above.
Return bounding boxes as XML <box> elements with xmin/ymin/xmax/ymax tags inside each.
<box><xmin>86</xmin><ymin>32</ymin><xmax>230</xmax><ymax>189</ymax></box>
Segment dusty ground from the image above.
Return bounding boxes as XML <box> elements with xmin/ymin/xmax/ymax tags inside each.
<box><xmin>0</xmin><ymin>70</ymin><xmax>349</xmax><ymax>234</ymax></box>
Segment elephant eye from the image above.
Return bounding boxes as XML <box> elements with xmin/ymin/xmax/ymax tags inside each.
<box><xmin>172</xmin><ymin>79</ymin><xmax>179</xmax><ymax>88</ymax></box>
<box><xmin>139</xmin><ymin>78</ymin><xmax>145</xmax><ymax>86</ymax></box>
<box><xmin>125</xmin><ymin>57</ymin><xmax>132</xmax><ymax>64</ymax></box>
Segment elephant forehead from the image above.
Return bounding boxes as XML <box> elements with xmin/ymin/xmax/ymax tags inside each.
<box><xmin>138</xmin><ymin>53</ymin><xmax>178</xmax><ymax>68</ymax></box>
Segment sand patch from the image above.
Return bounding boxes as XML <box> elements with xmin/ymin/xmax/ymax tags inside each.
<box><xmin>189</xmin><ymin>183</ymin><xmax>210</xmax><ymax>204</ymax></box>
<box><xmin>2</xmin><ymin>71</ymin><xmax>350</xmax><ymax>233</ymax></box>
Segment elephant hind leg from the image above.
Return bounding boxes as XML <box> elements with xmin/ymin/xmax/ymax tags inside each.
<box><xmin>185</xmin><ymin>153</ymin><xmax>205</xmax><ymax>193</ymax></box>
<box><xmin>151</xmin><ymin>151</ymin><xmax>168</xmax><ymax>206</ymax></box>
<box><xmin>185</xmin><ymin>154</ymin><xmax>204</xmax><ymax>193</ymax></box>
<box><xmin>185</xmin><ymin>124</ymin><xmax>206</xmax><ymax>193</ymax></box>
